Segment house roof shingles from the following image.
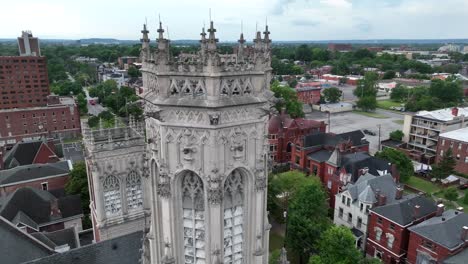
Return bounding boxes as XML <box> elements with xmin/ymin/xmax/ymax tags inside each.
<box><xmin>409</xmin><ymin>210</ymin><xmax>468</xmax><ymax>250</ymax></box>
<box><xmin>371</xmin><ymin>195</ymin><xmax>437</xmax><ymax>226</ymax></box>
<box><xmin>0</xmin><ymin>161</ymin><xmax>70</xmax><ymax>186</ymax></box>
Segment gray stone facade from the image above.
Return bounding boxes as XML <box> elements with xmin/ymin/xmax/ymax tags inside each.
<box><xmin>141</xmin><ymin>21</ymin><xmax>273</xmax><ymax>263</ymax></box>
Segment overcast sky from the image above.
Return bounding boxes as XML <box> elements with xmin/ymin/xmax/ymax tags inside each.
<box><xmin>1</xmin><ymin>0</ymin><xmax>467</xmax><ymax>41</ymax></box>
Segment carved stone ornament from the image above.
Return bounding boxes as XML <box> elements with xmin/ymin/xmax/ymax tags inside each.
<box><xmin>209</xmin><ymin>113</ymin><xmax>220</xmax><ymax>125</ymax></box>
<box><xmin>255</xmin><ymin>176</ymin><xmax>267</xmax><ymax>191</ymax></box>
<box><xmin>142</xmin><ymin>165</ymin><xmax>150</xmax><ymax>178</ymax></box>
<box><xmin>207</xmin><ymin>174</ymin><xmax>223</xmax><ymax>204</ymax></box>
<box><xmin>157</xmin><ymin>173</ymin><xmax>171</xmax><ymax>199</ymax></box>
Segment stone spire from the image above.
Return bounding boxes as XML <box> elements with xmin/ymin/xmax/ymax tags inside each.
<box><xmin>263</xmin><ymin>24</ymin><xmax>271</xmax><ymax>48</ymax></box>
<box><xmin>157</xmin><ymin>21</ymin><xmax>165</xmax><ymax>40</ymax></box>
<box><xmin>200</xmin><ymin>27</ymin><xmax>207</xmax><ymax>55</ymax></box>
<box><xmin>237</xmin><ymin>32</ymin><xmax>246</xmax><ymax>62</ymax></box>
<box><xmin>254</xmin><ymin>30</ymin><xmax>263</xmax><ymax>51</ymax></box>
<box><xmin>207</xmin><ymin>21</ymin><xmax>218</xmax><ymax>51</ymax></box>
<box><xmin>155</xmin><ymin>20</ymin><xmax>170</xmax><ymax>65</ymax></box>
<box><xmin>278</xmin><ymin>247</ymin><xmax>290</xmax><ymax>264</ymax></box>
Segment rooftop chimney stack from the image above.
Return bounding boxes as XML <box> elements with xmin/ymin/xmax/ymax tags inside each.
<box><xmin>378</xmin><ymin>194</ymin><xmax>387</xmax><ymax>206</ymax></box>
<box><xmin>452</xmin><ymin>107</ymin><xmax>459</xmax><ymax>117</ymax></box>
<box><xmin>413</xmin><ymin>205</ymin><xmax>421</xmax><ymax>219</ymax></box>
<box><xmin>462</xmin><ymin>226</ymin><xmax>468</xmax><ymax>242</ymax></box>
<box><xmin>436</xmin><ymin>204</ymin><xmax>445</xmax><ymax>217</ymax></box>
<box><xmin>395</xmin><ymin>187</ymin><xmax>403</xmax><ymax>200</ymax></box>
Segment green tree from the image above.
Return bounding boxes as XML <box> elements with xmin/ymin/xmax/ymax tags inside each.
<box><xmin>88</xmin><ymin>116</ymin><xmax>100</xmax><ymax>128</ymax></box>
<box><xmin>271</xmin><ymin>81</ymin><xmax>304</xmax><ymax>118</ymax></box>
<box><xmin>286</xmin><ymin>177</ymin><xmax>330</xmax><ymax>261</ymax></box>
<box><xmin>383</xmin><ymin>70</ymin><xmax>396</xmax><ymax>79</ymax></box>
<box><xmin>429</xmin><ymin>79</ymin><xmax>463</xmax><ymax>106</ymax></box>
<box><xmin>463</xmin><ymin>190</ymin><xmax>468</xmax><ymax>205</ymax></box>
<box><xmin>322</xmin><ymin>87</ymin><xmax>342</xmax><ymax>103</ymax></box>
<box><xmin>375</xmin><ymin>148</ymin><xmax>413</xmax><ymax>182</ymax></box>
<box><xmin>432</xmin><ymin>148</ymin><xmax>456</xmax><ymax>180</ymax></box>
<box><xmin>389</xmin><ymin>130</ymin><xmax>404</xmax><ymax>141</ymax></box>
<box><xmin>127</xmin><ymin>66</ymin><xmax>141</xmax><ymax>78</ymax></box>
<box><xmin>354</xmin><ymin>72</ymin><xmax>378</xmax><ymax>111</ymax></box>
<box><xmin>390</xmin><ymin>85</ymin><xmax>410</xmax><ymax>102</ymax></box>
<box><xmin>65</xmin><ymin>161</ymin><xmax>91</xmax><ymax>228</ymax></box>
<box><xmin>269</xmin><ymin>249</ymin><xmax>281</xmax><ymax>264</ymax></box>
<box><xmin>295</xmin><ymin>44</ymin><xmax>313</xmax><ymax>62</ymax></box>
<box><xmin>76</xmin><ymin>93</ymin><xmax>88</xmax><ymax>115</ymax></box>
<box><xmin>444</xmin><ymin>187</ymin><xmax>458</xmax><ymax>201</ymax></box>
<box><xmin>308</xmin><ymin>226</ymin><xmax>362</xmax><ymax>264</ymax></box>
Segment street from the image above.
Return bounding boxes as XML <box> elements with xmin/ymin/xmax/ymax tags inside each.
<box><xmin>306</xmin><ymin>109</ymin><xmax>405</xmax><ymax>154</ymax></box>
<box><xmin>83</xmin><ymin>87</ymin><xmax>107</xmax><ymax>116</ymax></box>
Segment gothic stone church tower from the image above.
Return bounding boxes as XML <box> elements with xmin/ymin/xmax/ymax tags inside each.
<box><xmin>140</xmin><ymin>21</ymin><xmax>273</xmax><ymax>263</ymax></box>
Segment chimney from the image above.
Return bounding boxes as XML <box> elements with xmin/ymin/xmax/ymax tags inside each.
<box><xmin>436</xmin><ymin>204</ymin><xmax>445</xmax><ymax>217</ymax></box>
<box><xmin>280</xmin><ymin>107</ymin><xmax>287</xmax><ymax>115</ymax></box>
<box><xmin>462</xmin><ymin>226</ymin><xmax>468</xmax><ymax>242</ymax></box>
<box><xmin>395</xmin><ymin>187</ymin><xmax>403</xmax><ymax>200</ymax></box>
<box><xmin>452</xmin><ymin>107</ymin><xmax>459</xmax><ymax>117</ymax></box>
<box><xmin>413</xmin><ymin>205</ymin><xmax>421</xmax><ymax>219</ymax></box>
<box><xmin>50</xmin><ymin>198</ymin><xmax>62</xmax><ymax>218</ymax></box>
<box><xmin>391</xmin><ymin>164</ymin><xmax>400</xmax><ymax>183</ymax></box>
<box><xmin>378</xmin><ymin>194</ymin><xmax>387</xmax><ymax>206</ymax></box>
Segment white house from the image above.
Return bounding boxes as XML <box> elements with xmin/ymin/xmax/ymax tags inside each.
<box><xmin>333</xmin><ymin>173</ymin><xmax>401</xmax><ymax>249</ymax></box>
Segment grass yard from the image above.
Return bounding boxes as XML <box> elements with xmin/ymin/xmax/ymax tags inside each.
<box><xmin>269</xmin><ymin>232</ymin><xmax>285</xmax><ymax>252</ymax></box>
<box><xmin>353</xmin><ymin>110</ymin><xmax>388</xmax><ymax>119</ymax></box>
<box><xmin>377</xmin><ymin>100</ymin><xmax>403</xmax><ymax>110</ymax></box>
<box><xmin>393</xmin><ymin>120</ymin><xmax>404</xmax><ymax>125</ymax></box>
<box><xmin>404</xmin><ymin>176</ymin><xmax>442</xmax><ymax>194</ymax></box>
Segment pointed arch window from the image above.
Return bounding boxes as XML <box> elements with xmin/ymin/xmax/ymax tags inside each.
<box><xmin>126</xmin><ymin>171</ymin><xmax>143</xmax><ymax>211</ymax></box>
<box><xmin>223</xmin><ymin>170</ymin><xmax>244</xmax><ymax>263</ymax></box>
<box><xmin>182</xmin><ymin>172</ymin><xmax>206</xmax><ymax>263</ymax></box>
<box><xmin>103</xmin><ymin>175</ymin><xmax>121</xmax><ymax>216</ymax></box>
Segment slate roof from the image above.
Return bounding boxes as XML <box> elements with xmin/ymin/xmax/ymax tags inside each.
<box><xmin>31</xmin><ymin>227</ymin><xmax>79</xmax><ymax>250</ymax></box>
<box><xmin>26</xmin><ymin>231</ymin><xmax>144</xmax><ymax>264</ymax></box>
<box><xmin>3</xmin><ymin>141</ymin><xmax>44</xmax><ymax>168</ymax></box>
<box><xmin>345</xmin><ymin>173</ymin><xmax>398</xmax><ymax>204</ymax></box>
<box><xmin>0</xmin><ymin>187</ymin><xmax>83</xmax><ymax>230</ymax></box>
<box><xmin>409</xmin><ymin>210</ymin><xmax>468</xmax><ymax>250</ymax></box>
<box><xmin>371</xmin><ymin>195</ymin><xmax>437</xmax><ymax>226</ymax></box>
<box><xmin>307</xmin><ymin>149</ymin><xmax>333</xmax><ymax>162</ymax></box>
<box><xmin>443</xmin><ymin>248</ymin><xmax>468</xmax><ymax>264</ymax></box>
<box><xmin>302</xmin><ymin>130</ymin><xmax>368</xmax><ymax>148</ymax></box>
<box><xmin>339</xmin><ymin>152</ymin><xmax>392</xmax><ymax>183</ymax></box>
<box><xmin>0</xmin><ymin>216</ymin><xmax>53</xmax><ymax>264</ymax></box>
<box><xmin>0</xmin><ymin>160</ymin><xmax>71</xmax><ymax>186</ymax></box>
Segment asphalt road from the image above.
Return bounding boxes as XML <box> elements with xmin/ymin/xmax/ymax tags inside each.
<box><xmin>306</xmin><ymin>109</ymin><xmax>405</xmax><ymax>154</ymax></box>
<box><xmin>84</xmin><ymin>87</ymin><xmax>107</xmax><ymax>116</ymax></box>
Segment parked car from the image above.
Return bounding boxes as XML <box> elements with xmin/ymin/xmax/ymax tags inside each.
<box><xmin>363</xmin><ymin>129</ymin><xmax>376</xmax><ymax>136</ymax></box>
<box><xmin>459</xmin><ymin>183</ymin><xmax>468</xmax><ymax>190</ymax></box>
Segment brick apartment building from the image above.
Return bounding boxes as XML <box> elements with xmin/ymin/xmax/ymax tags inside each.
<box><xmin>407</xmin><ymin>208</ymin><xmax>467</xmax><ymax>264</ymax></box>
<box><xmin>436</xmin><ymin>127</ymin><xmax>468</xmax><ymax>175</ymax></box>
<box><xmin>268</xmin><ymin>110</ymin><xmax>326</xmax><ymax>164</ymax></box>
<box><xmin>294</xmin><ymin>82</ymin><xmax>322</xmax><ymax>105</ymax></box>
<box><xmin>366</xmin><ymin>195</ymin><xmax>437</xmax><ymax>263</ymax></box>
<box><xmin>0</xmin><ymin>32</ymin><xmax>81</xmax><ymax>147</ymax></box>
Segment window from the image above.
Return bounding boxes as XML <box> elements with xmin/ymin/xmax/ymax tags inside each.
<box><xmin>182</xmin><ymin>172</ymin><xmax>206</xmax><ymax>264</ymax></box>
<box><xmin>375</xmin><ymin>227</ymin><xmax>382</xmax><ymax>241</ymax></box>
<box><xmin>390</xmin><ymin>223</ymin><xmax>395</xmax><ymax>230</ymax></box>
<box><xmin>223</xmin><ymin>170</ymin><xmax>244</xmax><ymax>263</ymax></box>
<box><xmin>346</xmin><ymin>198</ymin><xmax>351</xmax><ymax>207</ymax></box>
<box><xmin>360</xmin><ymin>203</ymin><xmax>364</xmax><ymax>212</ymax></box>
<box><xmin>377</xmin><ymin>217</ymin><xmax>383</xmax><ymax>224</ymax></box>
<box><xmin>375</xmin><ymin>250</ymin><xmax>383</xmax><ymax>259</ymax></box>
<box><xmin>386</xmin><ymin>233</ymin><xmax>395</xmax><ymax>249</ymax></box>
<box><xmin>342</xmin><ymin>195</ymin><xmax>346</xmax><ymax>204</ymax></box>
<box><xmin>103</xmin><ymin>175</ymin><xmax>121</xmax><ymax>216</ymax></box>
<box><xmin>440</xmin><ymin>150</ymin><xmax>444</xmax><ymax>156</ymax></box>
<box><xmin>441</xmin><ymin>139</ymin><xmax>445</xmax><ymax>146</ymax></box>
<box><xmin>465</xmin><ymin>157</ymin><xmax>468</xmax><ymax>163</ymax></box>
<box><xmin>422</xmin><ymin>240</ymin><xmax>434</xmax><ymax>250</ymax></box>
<box><xmin>348</xmin><ymin>213</ymin><xmax>353</xmax><ymax>223</ymax></box>
<box><xmin>357</xmin><ymin>217</ymin><xmax>362</xmax><ymax>229</ymax></box>
<box><xmin>339</xmin><ymin>207</ymin><xmax>344</xmax><ymax>218</ymax></box>
<box><xmin>126</xmin><ymin>171</ymin><xmax>143</xmax><ymax>211</ymax></box>
<box><xmin>41</xmin><ymin>182</ymin><xmax>48</xmax><ymax>191</ymax></box>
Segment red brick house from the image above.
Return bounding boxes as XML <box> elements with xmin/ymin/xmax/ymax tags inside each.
<box><xmin>290</xmin><ymin>130</ymin><xmax>398</xmax><ymax>207</ymax></box>
<box><xmin>436</xmin><ymin>127</ymin><xmax>468</xmax><ymax>175</ymax></box>
<box><xmin>366</xmin><ymin>195</ymin><xmax>437</xmax><ymax>263</ymax></box>
<box><xmin>2</xmin><ymin>139</ymin><xmax>60</xmax><ymax>170</ymax></box>
<box><xmin>295</xmin><ymin>82</ymin><xmax>322</xmax><ymax>105</ymax></box>
<box><xmin>0</xmin><ymin>161</ymin><xmax>71</xmax><ymax>197</ymax></box>
<box><xmin>268</xmin><ymin>110</ymin><xmax>326</xmax><ymax>164</ymax></box>
<box><xmin>407</xmin><ymin>208</ymin><xmax>467</xmax><ymax>264</ymax></box>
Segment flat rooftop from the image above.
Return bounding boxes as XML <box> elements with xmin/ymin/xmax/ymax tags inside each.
<box><xmin>415</xmin><ymin>107</ymin><xmax>468</xmax><ymax>122</ymax></box>
<box><xmin>439</xmin><ymin>127</ymin><xmax>468</xmax><ymax>142</ymax></box>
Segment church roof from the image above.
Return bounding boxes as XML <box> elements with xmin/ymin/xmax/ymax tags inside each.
<box><xmin>0</xmin><ymin>161</ymin><xmax>71</xmax><ymax>186</ymax></box>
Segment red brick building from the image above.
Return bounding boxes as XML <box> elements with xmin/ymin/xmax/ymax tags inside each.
<box><xmin>268</xmin><ymin>110</ymin><xmax>326</xmax><ymax>163</ymax></box>
<box><xmin>0</xmin><ymin>56</ymin><xmax>50</xmax><ymax>109</ymax></box>
<box><xmin>366</xmin><ymin>195</ymin><xmax>437</xmax><ymax>263</ymax></box>
<box><xmin>436</xmin><ymin>127</ymin><xmax>468</xmax><ymax>175</ymax></box>
<box><xmin>295</xmin><ymin>82</ymin><xmax>322</xmax><ymax>104</ymax></box>
<box><xmin>1</xmin><ymin>140</ymin><xmax>59</xmax><ymax>169</ymax></box>
<box><xmin>289</xmin><ymin>130</ymin><xmax>398</xmax><ymax>207</ymax></box>
<box><xmin>0</xmin><ymin>160</ymin><xmax>71</xmax><ymax>197</ymax></box>
<box><xmin>407</xmin><ymin>208</ymin><xmax>467</xmax><ymax>264</ymax></box>
<box><xmin>0</xmin><ymin>96</ymin><xmax>81</xmax><ymax>146</ymax></box>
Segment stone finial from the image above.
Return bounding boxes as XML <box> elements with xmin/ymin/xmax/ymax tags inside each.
<box><xmin>278</xmin><ymin>247</ymin><xmax>290</xmax><ymax>264</ymax></box>
<box><xmin>157</xmin><ymin>21</ymin><xmax>165</xmax><ymax>40</ymax></box>
<box><xmin>200</xmin><ymin>27</ymin><xmax>207</xmax><ymax>42</ymax></box>
<box><xmin>263</xmin><ymin>24</ymin><xmax>271</xmax><ymax>44</ymax></box>
<box><xmin>207</xmin><ymin>21</ymin><xmax>218</xmax><ymax>51</ymax></box>
<box><xmin>140</xmin><ymin>23</ymin><xmax>149</xmax><ymax>43</ymax></box>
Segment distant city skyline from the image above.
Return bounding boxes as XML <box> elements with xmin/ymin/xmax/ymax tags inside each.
<box><xmin>1</xmin><ymin>0</ymin><xmax>468</xmax><ymax>41</ymax></box>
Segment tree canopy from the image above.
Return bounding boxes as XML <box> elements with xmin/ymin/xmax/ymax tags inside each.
<box><xmin>375</xmin><ymin>148</ymin><xmax>413</xmax><ymax>182</ymax></box>
<box><xmin>354</xmin><ymin>72</ymin><xmax>378</xmax><ymax>111</ymax></box>
<box><xmin>65</xmin><ymin>161</ymin><xmax>91</xmax><ymax>228</ymax></box>
<box><xmin>432</xmin><ymin>148</ymin><xmax>456</xmax><ymax>180</ymax></box>
<box><xmin>271</xmin><ymin>81</ymin><xmax>304</xmax><ymax>118</ymax></box>
<box><xmin>322</xmin><ymin>87</ymin><xmax>342</xmax><ymax>103</ymax></box>
<box><xmin>389</xmin><ymin>130</ymin><xmax>404</xmax><ymax>141</ymax></box>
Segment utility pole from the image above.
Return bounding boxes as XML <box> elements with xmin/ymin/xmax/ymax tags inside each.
<box><xmin>377</xmin><ymin>124</ymin><xmax>381</xmax><ymax>152</ymax></box>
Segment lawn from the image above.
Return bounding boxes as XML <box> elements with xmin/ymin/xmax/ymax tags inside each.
<box><xmin>353</xmin><ymin>110</ymin><xmax>388</xmax><ymax>119</ymax></box>
<box><xmin>377</xmin><ymin>100</ymin><xmax>403</xmax><ymax>110</ymax></box>
<box><xmin>404</xmin><ymin>176</ymin><xmax>442</xmax><ymax>194</ymax></box>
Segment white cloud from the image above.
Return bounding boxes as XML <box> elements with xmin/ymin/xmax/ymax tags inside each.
<box><xmin>320</xmin><ymin>0</ymin><xmax>352</xmax><ymax>8</ymax></box>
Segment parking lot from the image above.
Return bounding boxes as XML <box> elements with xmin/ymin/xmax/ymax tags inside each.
<box><xmin>306</xmin><ymin>109</ymin><xmax>405</xmax><ymax>154</ymax></box>
<box><xmin>62</xmin><ymin>142</ymin><xmax>85</xmax><ymax>164</ymax></box>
